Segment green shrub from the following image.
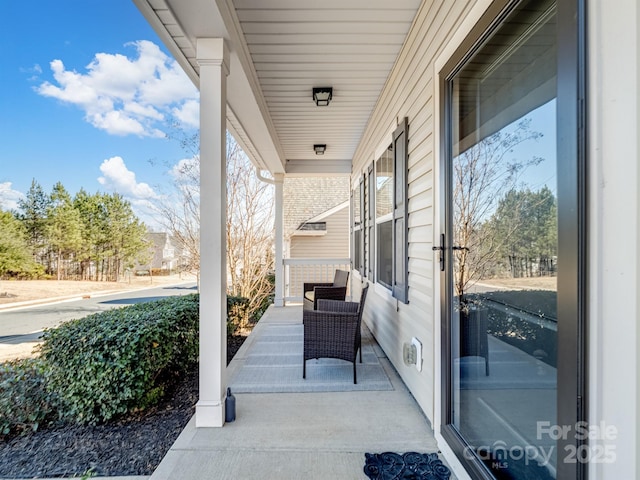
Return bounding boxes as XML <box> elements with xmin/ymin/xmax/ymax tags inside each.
<box><xmin>227</xmin><ymin>295</ymin><xmax>250</xmax><ymax>335</ymax></box>
<box><xmin>39</xmin><ymin>294</ymin><xmax>199</xmax><ymax>425</ymax></box>
<box><xmin>1</xmin><ymin>292</ymin><xmax>263</xmax><ymax>432</ymax></box>
<box><xmin>0</xmin><ymin>358</ymin><xmax>61</xmax><ymax>436</ymax></box>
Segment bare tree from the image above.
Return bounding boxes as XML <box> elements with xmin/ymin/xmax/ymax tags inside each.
<box><xmin>453</xmin><ymin>119</ymin><xmax>543</xmax><ymax>302</ymax></box>
<box><xmin>155</xmin><ymin>131</ymin><xmax>201</xmax><ymax>278</ymax></box>
<box><xmin>155</xmin><ymin>129</ymin><xmax>275</xmax><ymax>324</ymax></box>
<box><xmin>226</xmin><ymin>137</ymin><xmax>274</xmax><ymax>327</ymax></box>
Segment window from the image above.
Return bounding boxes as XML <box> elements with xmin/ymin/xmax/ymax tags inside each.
<box><xmin>375</xmin><ymin>146</ymin><xmax>393</xmax><ymax>287</ymax></box>
<box><xmin>366</xmin><ymin>164</ymin><xmax>375</xmax><ymax>279</ymax></box>
<box><xmin>373</xmin><ymin>118</ymin><xmax>409</xmax><ymax>302</ymax></box>
<box><xmin>351</xmin><ymin>176</ymin><xmax>364</xmax><ymax>275</ymax></box>
<box><xmin>297</xmin><ymin>222</ymin><xmax>326</xmax><ymax>232</ymax></box>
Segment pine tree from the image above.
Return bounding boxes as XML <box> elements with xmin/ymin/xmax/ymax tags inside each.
<box><xmin>16</xmin><ymin>179</ymin><xmax>51</xmax><ymax>268</ymax></box>
<box><xmin>102</xmin><ymin>193</ymin><xmax>150</xmax><ymax>282</ymax></box>
<box><xmin>0</xmin><ymin>209</ymin><xmax>38</xmax><ymax>279</ymax></box>
<box><xmin>46</xmin><ymin>182</ymin><xmax>83</xmax><ymax>280</ymax></box>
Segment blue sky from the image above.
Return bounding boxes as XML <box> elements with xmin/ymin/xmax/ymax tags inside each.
<box><xmin>0</xmin><ymin>1</ymin><xmax>557</xmax><ymax>224</ymax></box>
<box><xmin>0</xmin><ymin>0</ymin><xmax>199</xmax><ymax>223</ymax></box>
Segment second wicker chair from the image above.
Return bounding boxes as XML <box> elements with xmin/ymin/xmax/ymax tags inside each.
<box><xmin>302</xmin><ymin>284</ymin><xmax>369</xmax><ymax>384</ymax></box>
<box><xmin>302</xmin><ymin>269</ymin><xmax>349</xmax><ymax>310</ymax></box>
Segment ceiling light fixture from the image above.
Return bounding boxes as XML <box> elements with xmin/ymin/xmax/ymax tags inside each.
<box><xmin>314</xmin><ymin>144</ymin><xmax>326</xmax><ymax>155</ymax></box>
<box><xmin>312</xmin><ymin>87</ymin><xmax>333</xmax><ymax>106</ymax></box>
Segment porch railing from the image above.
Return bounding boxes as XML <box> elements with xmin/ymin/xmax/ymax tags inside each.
<box><xmin>283</xmin><ymin>258</ymin><xmax>351</xmax><ymax>304</ymax></box>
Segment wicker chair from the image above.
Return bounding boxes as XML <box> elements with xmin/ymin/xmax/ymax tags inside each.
<box><xmin>302</xmin><ymin>269</ymin><xmax>349</xmax><ymax>310</ymax></box>
<box><xmin>303</xmin><ymin>284</ymin><xmax>369</xmax><ymax>384</ymax></box>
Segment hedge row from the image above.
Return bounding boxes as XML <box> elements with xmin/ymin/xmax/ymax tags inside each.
<box><xmin>39</xmin><ymin>294</ymin><xmax>200</xmax><ymax>425</ymax></box>
<box><xmin>0</xmin><ymin>292</ymin><xmax>265</xmax><ymax>435</ymax></box>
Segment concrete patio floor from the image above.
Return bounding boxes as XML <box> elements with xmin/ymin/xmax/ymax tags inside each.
<box><xmin>149</xmin><ymin>305</ymin><xmax>454</xmax><ymax>480</ymax></box>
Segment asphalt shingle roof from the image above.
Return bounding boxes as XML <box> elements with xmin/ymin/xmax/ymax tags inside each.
<box><xmin>283</xmin><ymin>177</ymin><xmax>349</xmax><ymax>236</ymax></box>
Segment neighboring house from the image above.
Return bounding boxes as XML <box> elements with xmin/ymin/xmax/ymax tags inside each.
<box><xmin>136</xmin><ymin>1</ymin><xmax>639</xmax><ymax>479</ymax></box>
<box><xmin>146</xmin><ymin>232</ymin><xmax>176</xmax><ymax>272</ymax></box>
<box><xmin>284</xmin><ymin>177</ymin><xmax>349</xmax><ymax>259</ymax></box>
<box><xmin>283</xmin><ymin>177</ymin><xmax>350</xmax><ymax>299</ymax></box>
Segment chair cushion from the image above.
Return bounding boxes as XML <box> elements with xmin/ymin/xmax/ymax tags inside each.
<box><xmin>304</xmin><ymin>291</ymin><xmax>315</xmax><ymax>302</ymax></box>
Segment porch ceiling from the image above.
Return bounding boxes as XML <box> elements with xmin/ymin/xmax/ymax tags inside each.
<box><xmin>133</xmin><ymin>0</ymin><xmax>422</xmax><ymax>175</ymax></box>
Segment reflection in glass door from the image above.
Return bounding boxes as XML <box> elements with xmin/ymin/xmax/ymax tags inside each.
<box><xmin>446</xmin><ymin>1</ymin><xmax>560</xmax><ymax>478</ymax></box>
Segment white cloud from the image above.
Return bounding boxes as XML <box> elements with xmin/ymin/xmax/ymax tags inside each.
<box><xmin>91</xmin><ymin>110</ymin><xmax>148</xmax><ymax>137</ymax></box>
<box><xmin>172</xmin><ymin>100</ymin><xmax>200</xmax><ymax>129</ymax></box>
<box><xmin>170</xmin><ymin>157</ymin><xmax>199</xmax><ymax>180</ymax></box>
<box><xmin>98</xmin><ymin>156</ymin><xmax>158</xmax><ymax>199</ymax></box>
<box><xmin>0</xmin><ymin>182</ymin><xmax>25</xmax><ymax>211</ymax></box>
<box><xmin>37</xmin><ymin>40</ymin><xmax>199</xmax><ymax>137</ymax></box>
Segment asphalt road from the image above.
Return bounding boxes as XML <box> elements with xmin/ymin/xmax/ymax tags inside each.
<box><xmin>0</xmin><ymin>282</ymin><xmax>198</xmax><ymax>345</ymax></box>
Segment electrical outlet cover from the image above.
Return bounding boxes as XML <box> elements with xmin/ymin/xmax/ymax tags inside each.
<box><xmin>411</xmin><ymin>337</ymin><xmax>422</xmax><ymax>372</ymax></box>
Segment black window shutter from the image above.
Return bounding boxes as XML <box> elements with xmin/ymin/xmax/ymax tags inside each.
<box><xmin>392</xmin><ymin>117</ymin><xmax>409</xmax><ymax>303</ymax></box>
<box><xmin>359</xmin><ymin>174</ymin><xmax>366</xmax><ymax>277</ymax></box>
<box><xmin>350</xmin><ymin>188</ymin><xmax>355</xmax><ymax>271</ymax></box>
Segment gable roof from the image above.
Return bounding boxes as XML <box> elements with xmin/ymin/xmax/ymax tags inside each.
<box><xmin>283</xmin><ymin>176</ymin><xmax>349</xmax><ymax>236</ymax></box>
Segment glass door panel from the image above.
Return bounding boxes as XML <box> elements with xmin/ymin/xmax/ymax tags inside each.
<box><xmin>447</xmin><ymin>1</ymin><xmax>559</xmax><ymax>478</ymax></box>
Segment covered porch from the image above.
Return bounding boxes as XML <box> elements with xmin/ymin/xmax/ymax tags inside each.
<box><xmin>130</xmin><ymin>0</ymin><xmax>452</xmax><ymax>476</ymax></box>
<box><xmin>129</xmin><ymin>0</ymin><xmax>640</xmax><ymax>479</ymax></box>
<box><xmin>132</xmin><ymin>0</ymin><xmax>425</xmax><ymax>429</ymax></box>
<box><xmin>149</xmin><ymin>304</ymin><xmax>448</xmax><ymax>479</ymax></box>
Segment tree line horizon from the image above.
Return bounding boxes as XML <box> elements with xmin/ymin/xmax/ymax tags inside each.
<box><xmin>0</xmin><ymin>131</ymin><xmax>276</xmax><ymax>326</ymax></box>
<box><xmin>1</xmin><ymin>179</ymin><xmax>150</xmax><ymax>282</ymax></box>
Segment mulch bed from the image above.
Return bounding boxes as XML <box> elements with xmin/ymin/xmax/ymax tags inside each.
<box><xmin>0</xmin><ymin>335</ymin><xmax>247</xmax><ymax>478</ymax></box>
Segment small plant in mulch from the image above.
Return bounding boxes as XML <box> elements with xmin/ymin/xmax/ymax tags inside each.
<box><xmin>78</xmin><ymin>468</ymin><xmax>97</xmax><ymax>479</ymax></box>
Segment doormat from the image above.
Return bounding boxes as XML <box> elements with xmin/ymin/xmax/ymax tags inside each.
<box><xmin>364</xmin><ymin>452</ymin><xmax>451</xmax><ymax>480</ymax></box>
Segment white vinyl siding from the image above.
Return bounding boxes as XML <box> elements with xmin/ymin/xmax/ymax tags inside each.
<box><xmin>351</xmin><ymin>0</ymin><xmax>476</xmax><ymax>421</ymax></box>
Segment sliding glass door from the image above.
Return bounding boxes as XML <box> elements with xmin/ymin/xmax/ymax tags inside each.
<box><xmin>439</xmin><ymin>1</ymin><xmax>585</xmax><ymax>479</ymax></box>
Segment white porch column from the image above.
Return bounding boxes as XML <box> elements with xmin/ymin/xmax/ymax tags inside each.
<box><xmin>195</xmin><ymin>38</ymin><xmax>229</xmax><ymax>428</ymax></box>
<box><xmin>273</xmin><ymin>174</ymin><xmax>285</xmax><ymax>306</ymax></box>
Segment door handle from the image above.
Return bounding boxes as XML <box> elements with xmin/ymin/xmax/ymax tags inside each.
<box><xmin>432</xmin><ymin>236</ymin><xmax>470</xmax><ymax>272</ymax></box>
<box><xmin>432</xmin><ymin>233</ymin><xmax>445</xmax><ymax>271</ymax></box>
